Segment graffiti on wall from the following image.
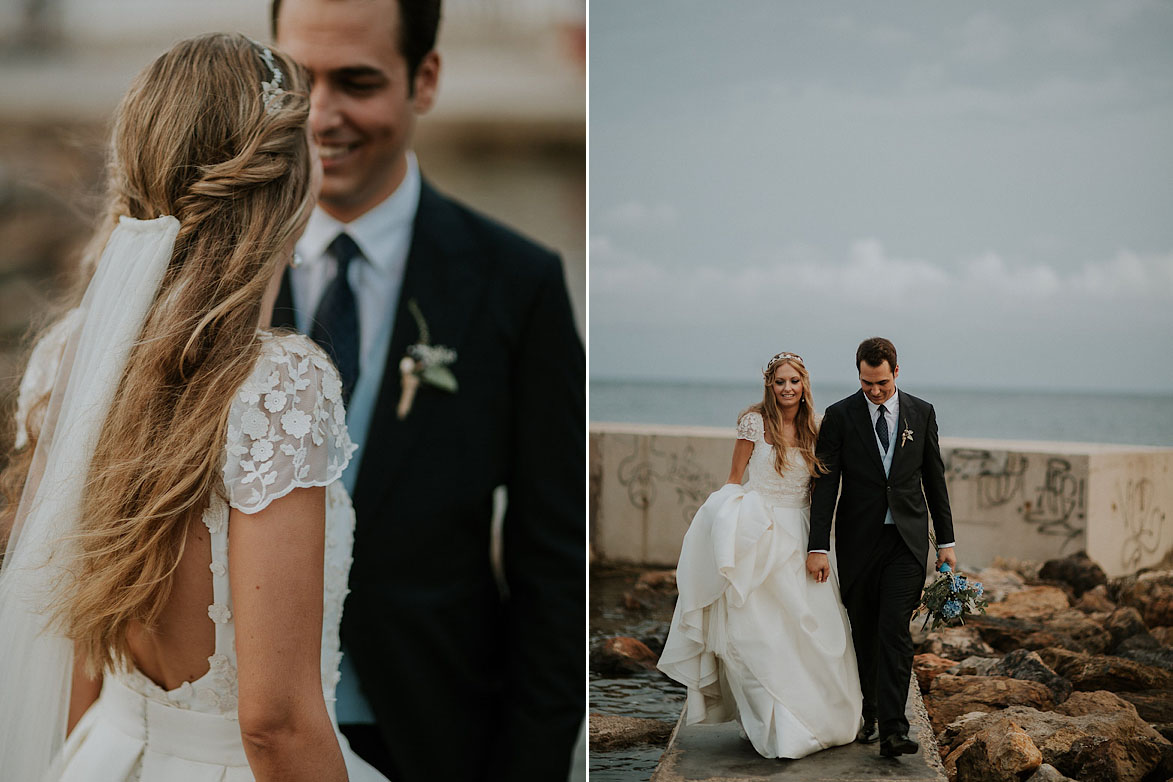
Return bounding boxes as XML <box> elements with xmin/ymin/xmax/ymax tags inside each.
<box><xmin>945</xmin><ymin>449</ymin><xmax>1085</xmax><ymax>547</ymax></box>
<box><xmin>1117</xmin><ymin>478</ymin><xmax>1167</xmax><ymax>571</ymax></box>
<box><xmin>617</xmin><ymin>439</ymin><xmax>720</xmax><ymax>525</ymax></box>
<box><xmin>946</xmin><ymin>449</ymin><xmax>1028</xmax><ymax>508</ymax></box>
<box><xmin>1021</xmin><ymin>458</ymin><xmax>1085</xmax><ymax>546</ymax></box>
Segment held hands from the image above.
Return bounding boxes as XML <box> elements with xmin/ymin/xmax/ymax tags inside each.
<box><xmin>806</xmin><ymin>552</ymin><xmax>830</xmax><ymax>584</ymax></box>
<box><xmin>935</xmin><ymin>547</ymin><xmax>958</xmax><ymax>573</ymax></box>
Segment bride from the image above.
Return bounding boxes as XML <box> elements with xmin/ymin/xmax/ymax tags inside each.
<box><xmin>657</xmin><ymin>351</ymin><xmax>863</xmax><ymax>759</ymax></box>
<box><xmin>0</xmin><ymin>33</ymin><xmax>386</xmax><ymax>782</ymax></box>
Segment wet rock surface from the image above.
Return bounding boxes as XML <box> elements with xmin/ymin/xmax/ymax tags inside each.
<box><xmin>589</xmin><ymin>713</ymin><xmax>675</xmax><ymax>751</ymax></box>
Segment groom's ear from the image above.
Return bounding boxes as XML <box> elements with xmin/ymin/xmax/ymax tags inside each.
<box><xmin>893</xmin><ymin>364</ymin><xmax>900</xmax><ymax>380</ymax></box>
<box><xmin>411</xmin><ymin>50</ymin><xmax>441</xmax><ymax>115</ymax></box>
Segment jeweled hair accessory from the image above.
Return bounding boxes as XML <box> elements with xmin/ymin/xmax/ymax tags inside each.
<box><xmin>250</xmin><ymin>39</ymin><xmax>287</xmax><ymax>116</ymax></box>
<box><xmin>764</xmin><ymin>351</ymin><xmax>804</xmax><ymax>374</ymax></box>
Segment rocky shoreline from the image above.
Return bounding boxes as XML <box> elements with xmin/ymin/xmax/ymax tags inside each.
<box><xmin>917</xmin><ymin>551</ymin><xmax>1173</xmax><ymax>782</ymax></box>
<box><xmin>590</xmin><ymin>553</ymin><xmax>1173</xmax><ymax>781</ymax></box>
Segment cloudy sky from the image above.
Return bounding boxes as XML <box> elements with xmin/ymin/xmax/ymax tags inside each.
<box><xmin>589</xmin><ymin>0</ymin><xmax>1173</xmax><ymax>393</ymax></box>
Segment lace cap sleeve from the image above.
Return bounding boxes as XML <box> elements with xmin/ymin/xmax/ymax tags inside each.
<box><xmin>13</xmin><ymin>308</ymin><xmax>82</xmax><ymax>450</ymax></box>
<box><xmin>223</xmin><ymin>334</ymin><xmax>357</xmax><ymax>514</ymax></box>
<box><xmin>736</xmin><ymin>411</ymin><xmax>763</xmax><ymax>442</ymax></box>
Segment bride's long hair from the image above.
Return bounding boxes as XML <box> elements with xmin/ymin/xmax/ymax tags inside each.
<box><xmin>0</xmin><ymin>33</ymin><xmax>313</xmax><ymax>675</ymax></box>
<box><xmin>744</xmin><ymin>354</ymin><xmax>825</xmax><ymax>479</ymax></box>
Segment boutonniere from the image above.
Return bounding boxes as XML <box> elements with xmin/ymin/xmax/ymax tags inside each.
<box><xmin>397</xmin><ymin>299</ymin><xmax>458</xmax><ymax>420</ymax></box>
<box><xmin>901</xmin><ymin>421</ymin><xmax>914</xmax><ymax>447</ymax></box>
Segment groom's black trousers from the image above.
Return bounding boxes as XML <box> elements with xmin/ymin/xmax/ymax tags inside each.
<box><xmin>841</xmin><ymin>525</ymin><xmax>924</xmax><ymax>738</ymax></box>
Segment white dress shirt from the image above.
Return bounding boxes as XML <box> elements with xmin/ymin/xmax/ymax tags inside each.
<box><xmin>291</xmin><ymin>152</ymin><xmax>420</xmax><ymax>375</ymax></box>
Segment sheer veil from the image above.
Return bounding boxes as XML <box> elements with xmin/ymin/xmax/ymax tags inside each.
<box><xmin>0</xmin><ymin>215</ymin><xmax>179</xmax><ymax>781</ymax></box>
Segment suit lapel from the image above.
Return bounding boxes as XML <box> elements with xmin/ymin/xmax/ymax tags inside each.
<box><xmin>849</xmin><ymin>390</ymin><xmax>887</xmax><ymax>477</ymax></box>
<box><xmin>889</xmin><ymin>390</ymin><xmax>917</xmax><ymax>474</ymax></box>
<box><xmin>353</xmin><ymin>179</ymin><xmax>493</xmax><ymax>511</ymax></box>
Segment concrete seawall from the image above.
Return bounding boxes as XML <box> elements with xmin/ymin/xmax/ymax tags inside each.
<box><xmin>590</xmin><ymin>422</ymin><xmax>1172</xmax><ymax>577</ymax></box>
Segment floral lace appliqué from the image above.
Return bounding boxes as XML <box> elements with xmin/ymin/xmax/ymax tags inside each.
<box><xmin>222</xmin><ymin>334</ymin><xmax>356</xmax><ymax>513</ymax></box>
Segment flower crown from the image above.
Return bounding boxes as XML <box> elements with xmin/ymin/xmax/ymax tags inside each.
<box><xmin>250</xmin><ymin>39</ymin><xmax>287</xmax><ymax>116</ymax></box>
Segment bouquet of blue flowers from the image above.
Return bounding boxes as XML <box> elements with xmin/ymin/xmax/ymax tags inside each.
<box><xmin>913</xmin><ymin>563</ymin><xmax>989</xmax><ymax>631</ymax></box>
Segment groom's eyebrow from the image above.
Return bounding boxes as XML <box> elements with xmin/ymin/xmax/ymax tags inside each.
<box><xmin>331</xmin><ymin>65</ymin><xmax>387</xmax><ymax>82</ymax></box>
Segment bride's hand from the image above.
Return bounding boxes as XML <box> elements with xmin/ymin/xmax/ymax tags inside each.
<box><xmin>805</xmin><ymin>552</ymin><xmax>830</xmax><ymax>583</ymax></box>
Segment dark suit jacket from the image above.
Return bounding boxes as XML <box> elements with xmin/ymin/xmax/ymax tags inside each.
<box><xmin>273</xmin><ymin>179</ymin><xmax>585</xmax><ymax>782</ymax></box>
<box><xmin>809</xmin><ymin>390</ymin><xmax>953</xmax><ymax>594</ymax></box>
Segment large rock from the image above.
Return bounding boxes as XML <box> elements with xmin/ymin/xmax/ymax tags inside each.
<box><xmin>913</xmin><ymin>653</ymin><xmax>957</xmax><ymax>694</ymax></box>
<box><xmin>590</xmin><ymin>636</ymin><xmax>659</xmax><ymax>674</ymax></box>
<box><xmin>1075</xmin><ymin>584</ymin><xmax>1116</xmax><ymax>614</ymax></box>
<box><xmin>949</xmin><ymin>656</ymin><xmax>1002</xmax><ymax>677</ymax></box>
<box><xmin>588</xmin><ymin>713</ymin><xmax>674</xmax><ymax>750</ymax></box>
<box><xmin>1117</xmin><ymin>646</ymin><xmax>1173</xmax><ymax>674</ymax></box>
<box><xmin>1038</xmin><ymin>551</ymin><xmax>1108</xmax><ymax>597</ymax></box>
<box><xmin>925</xmin><ymin>674</ymin><xmax>1053</xmax><ymax>735</ymax></box>
<box><xmin>994</xmin><ymin>649</ymin><xmax>1072</xmax><ymax>704</ymax></box>
<box><xmin>1054</xmin><ymin>689</ymin><xmax>1141</xmax><ymax>717</ymax></box>
<box><xmin>969</xmin><ymin>615</ymin><xmax>1043</xmax><ymax>652</ymax></box>
<box><xmin>635</xmin><ymin>569</ymin><xmax>677</xmax><ymax>591</ymax></box>
<box><xmin>1035</xmin><ymin>647</ymin><xmax>1173</xmax><ymax>692</ymax></box>
<box><xmin>1153</xmin><ymin>626</ymin><xmax>1173</xmax><ymax>646</ymax></box>
<box><xmin>986</xmin><ymin>586</ymin><xmax>1071</xmax><ymax>620</ymax></box>
<box><xmin>1114</xmin><ymin>571</ymin><xmax>1173</xmax><ymax>627</ymax></box>
<box><xmin>1104</xmin><ymin>606</ymin><xmax>1148</xmax><ymax>649</ymax></box>
<box><xmin>1025</xmin><ymin>764</ymin><xmax>1077</xmax><ymax>782</ymax></box>
<box><xmin>1117</xmin><ymin>690</ymin><xmax>1173</xmax><ymax>723</ymax></box>
<box><xmin>934</xmin><ymin>701</ymin><xmax>1171</xmax><ymax>782</ymax></box>
<box><xmin>922</xmin><ymin>625</ymin><xmax>997</xmax><ymax>659</ymax></box>
<box><xmin>978</xmin><ymin>565</ymin><xmax>1031</xmax><ymax>601</ymax></box>
<box><xmin>949</xmin><ymin>719</ymin><xmax>1042</xmax><ymax>782</ymax></box>
<box><xmin>1040</xmin><ymin>608</ymin><xmax>1111</xmax><ymax>654</ymax></box>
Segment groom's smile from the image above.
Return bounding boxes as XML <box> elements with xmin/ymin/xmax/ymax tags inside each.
<box><xmin>276</xmin><ymin>0</ymin><xmax>439</xmax><ymax>224</ymax></box>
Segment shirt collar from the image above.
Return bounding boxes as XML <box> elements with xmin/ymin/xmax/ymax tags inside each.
<box><xmin>297</xmin><ymin>151</ymin><xmax>421</xmax><ymax>272</ymax></box>
<box><xmin>867</xmin><ymin>388</ymin><xmax>899</xmax><ymax>417</ymax></box>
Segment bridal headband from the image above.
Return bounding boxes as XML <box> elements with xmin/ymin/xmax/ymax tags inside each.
<box><xmin>764</xmin><ymin>351</ymin><xmax>804</xmax><ymax>373</ymax></box>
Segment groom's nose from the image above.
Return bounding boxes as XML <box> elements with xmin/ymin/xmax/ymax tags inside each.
<box><xmin>308</xmin><ymin>82</ymin><xmax>344</xmax><ymax>138</ymax></box>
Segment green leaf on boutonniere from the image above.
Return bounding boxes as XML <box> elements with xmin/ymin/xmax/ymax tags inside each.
<box><xmin>421</xmin><ymin>365</ymin><xmax>458</xmax><ymax>393</ymax></box>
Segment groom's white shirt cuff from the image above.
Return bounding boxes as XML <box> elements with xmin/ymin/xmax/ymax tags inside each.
<box><xmin>937</xmin><ymin>542</ymin><xmax>955</xmax><ymax>548</ymax></box>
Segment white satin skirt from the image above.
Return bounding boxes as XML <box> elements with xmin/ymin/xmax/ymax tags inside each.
<box><xmin>657</xmin><ymin>484</ymin><xmax>863</xmax><ymax>759</ymax></box>
<box><xmin>53</xmin><ymin>676</ymin><xmax>387</xmax><ymax>782</ymax></box>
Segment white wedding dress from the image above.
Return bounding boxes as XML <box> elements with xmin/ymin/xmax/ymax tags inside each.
<box><xmin>16</xmin><ymin>323</ymin><xmax>388</xmax><ymax>782</ymax></box>
<box><xmin>658</xmin><ymin>411</ymin><xmax>863</xmax><ymax>759</ymax></box>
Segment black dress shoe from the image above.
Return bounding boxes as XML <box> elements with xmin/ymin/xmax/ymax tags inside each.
<box><xmin>879</xmin><ymin>733</ymin><xmax>919</xmax><ymax>757</ymax></box>
<box><xmin>856</xmin><ymin>718</ymin><xmax>880</xmax><ymax>744</ymax></box>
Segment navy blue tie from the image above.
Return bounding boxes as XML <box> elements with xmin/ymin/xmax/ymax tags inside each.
<box><xmin>311</xmin><ymin>233</ymin><xmax>361</xmax><ymax>405</ymax></box>
<box><xmin>875</xmin><ymin>404</ymin><xmax>890</xmax><ymax>452</ymax></box>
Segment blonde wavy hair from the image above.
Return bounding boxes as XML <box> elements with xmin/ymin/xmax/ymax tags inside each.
<box><xmin>745</xmin><ymin>353</ymin><xmax>826</xmax><ymax>479</ymax></box>
<box><xmin>0</xmin><ymin>33</ymin><xmax>313</xmax><ymax>675</ymax></box>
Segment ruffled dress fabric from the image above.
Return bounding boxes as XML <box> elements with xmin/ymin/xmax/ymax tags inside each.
<box><xmin>22</xmin><ymin>331</ymin><xmax>387</xmax><ymax>782</ymax></box>
<box><xmin>658</xmin><ymin>412</ymin><xmax>863</xmax><ymax>759</ymax></box>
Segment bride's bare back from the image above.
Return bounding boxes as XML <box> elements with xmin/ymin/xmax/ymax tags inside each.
<box><xmin>126</xmin><ymin>524</ymin><xmax>216</xmax><ymax>690</ymax></box>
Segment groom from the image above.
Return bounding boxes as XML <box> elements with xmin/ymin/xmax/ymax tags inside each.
<box><xmin>807</xmin><ymin>337</ymin><xmax>956</xmax><ymax>757</ymax></box>
<box><xmin>271</xmin><ymin>0</ymin><xmax>585</xmax><ymax>779</ymax></box>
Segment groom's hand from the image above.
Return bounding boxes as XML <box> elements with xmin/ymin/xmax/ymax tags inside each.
<box><xmin>935</xmin><ymin>547</ymin><xmax>958</xmax><ymax>572</ymax></box>
<box><xmin>806</xmin><ymin>552</ymin><xmax>830</xmax><ymax>583</ymax></box>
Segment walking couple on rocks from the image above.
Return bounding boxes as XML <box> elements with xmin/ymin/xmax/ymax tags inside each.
<box><xmin>659</xmin><ymin>337</ymin><xmax>957</xmax><ymax>760</ymax></box>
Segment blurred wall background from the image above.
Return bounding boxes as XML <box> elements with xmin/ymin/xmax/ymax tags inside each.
<box><xmin>0</xmin><ymin>0</ymin><xmax>585</xmax><ymax>422</ymax></box>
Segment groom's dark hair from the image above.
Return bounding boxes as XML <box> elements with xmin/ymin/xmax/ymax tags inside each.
<box><xmin>856</xmin><ymin>337</ymin><xmax>898</xmax><ymax>371</ymax></box>
<box><xmin>271</xmin><ymin>0</ymin><xmax>442</xmax><ymax>84</ymax></box>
